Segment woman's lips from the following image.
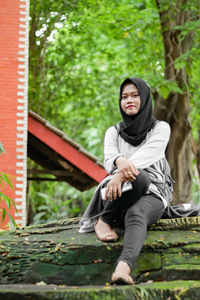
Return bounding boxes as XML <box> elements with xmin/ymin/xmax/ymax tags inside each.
<box><xmin>127</xmin><ymin>105</ymin><xmax>135</xmax><ymax>109</ymax></box>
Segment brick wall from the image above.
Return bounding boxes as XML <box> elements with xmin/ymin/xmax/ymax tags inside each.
<box><xmin>0</xmin><ymin>0</ymin><xmax>29</xmax><ymax>229</ymax></box>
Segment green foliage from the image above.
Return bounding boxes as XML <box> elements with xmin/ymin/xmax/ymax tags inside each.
<box><xmin>0</xmin><ymin>142</ymin><xmax>5</xmax><ymax>154</ymax></box>
<box><xmin>29</xmin><ymin>0</ymin><xmax>165</xmax><ymax>156</ymax></box>
<box><xmin>0</xmin><ymin>144</ymin><xmax>17</xmax><ymax>229</ymax></box>
<box><xmin>29</xmin><ymin>179</ymin><xmax>95</xmax><ymax>224</ymax></box>
<box><xmin>192</xmin><ymin>177</ymin><xmax>200</xmax><ymax>205</ymax></box>
<box><xmin>29</xmin><ymin>0</ymin><xmax>200</xmax><ymax>220</ymax></box>
<box><xmin>135</xmin><ymin>286</ymin><xmax>150</xmax><ymax>299</ymax></box>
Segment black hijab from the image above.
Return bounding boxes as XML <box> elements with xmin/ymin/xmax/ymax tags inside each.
<box><xmin>119</xmin><ymin>77</ymin><xmax>156</xmax><ymax>146</ymax></box>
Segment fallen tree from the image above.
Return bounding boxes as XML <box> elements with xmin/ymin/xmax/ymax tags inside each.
<box><xmin>1</xmin><ymin>217</ymin><xmax>200</xmax><ymax>286</ymax></box>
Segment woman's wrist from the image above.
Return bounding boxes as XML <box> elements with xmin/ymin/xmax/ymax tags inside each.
<box><xmin>115</xmin><ymin>156</ymin><xmax>126</xmax><ymax>168</ymax></box>
<box><xmin>114</xmin><ymin>155</ymin><xmax>123</xmax><ymax>166</ymax></box>
<box><xmin>114</xmin><ymin>156</ymin><xmax>121</xmax><ymax>166</ymax></box>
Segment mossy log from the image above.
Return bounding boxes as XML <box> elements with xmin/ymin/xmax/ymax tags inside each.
<box><xmin>1</xmin><ymin>280</ymin><xmax>200</xmax><ymax>300</ymax></box>
<box><xmin>1</xmin><ymin>217</ymin><xmax>200</xmax><ymax>286</ymax></box>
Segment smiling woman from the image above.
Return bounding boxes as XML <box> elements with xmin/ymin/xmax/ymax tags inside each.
<box><xmin>121</xmin><ymin>84</ymin><xmax>140</xmax><ymax>116</ymax></box>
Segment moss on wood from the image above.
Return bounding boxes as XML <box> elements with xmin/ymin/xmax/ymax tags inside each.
<box><xmin>0</xmin><ymin>281</ymin><xmax>200</xmax><ymax>300</ymax></box>
<box><xmin>1</xmin><ymin>217</ymin><xmax>200</xmax><ymax>285</ymax></box>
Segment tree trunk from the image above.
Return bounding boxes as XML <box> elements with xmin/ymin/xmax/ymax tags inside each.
<box><xmin>154</xmin><ymin>0</ymin><xmax>194</xmax><ymax>204</ymax></box>
<box><xmin>194</xmin><ymin>130</ymin><xmax>200</xmax><ymax>179</ymax></box>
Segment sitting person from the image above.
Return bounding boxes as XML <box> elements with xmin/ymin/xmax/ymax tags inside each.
<box><xmin>79</xmin><ymin>77</ymin><xmax>173</xmax><ymax>285</ymax></box>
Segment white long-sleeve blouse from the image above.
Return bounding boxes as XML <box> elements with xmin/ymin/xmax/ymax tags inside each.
<box><xmin>104</xmin><ymin>121</ymin><xmax>171</xmax><ymax>208</ymax></box>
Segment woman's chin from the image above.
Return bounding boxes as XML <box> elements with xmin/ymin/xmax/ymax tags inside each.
<box><xmin>125</xmin><ymin>110</ymin><xmax>138</xmax><ymax>116</ymax></box>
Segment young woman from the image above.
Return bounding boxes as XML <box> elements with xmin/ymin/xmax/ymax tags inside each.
<box><xmin>79</xmin><ymin>77</ymin><xmax>173</xmax><ymax>285</ymax></box>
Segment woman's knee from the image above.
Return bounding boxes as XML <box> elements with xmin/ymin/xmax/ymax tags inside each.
<box><xmin>135</xmin><ymin>170</ymin><xmax>150</xmax><ymax>190</ymax></box>
<box><xmin>131</xmin><ymin>169</ymin><xmax>150</xmax><ymax>198</ymax></box>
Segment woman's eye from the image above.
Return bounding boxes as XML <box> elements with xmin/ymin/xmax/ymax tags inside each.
<box><xmin>122</xmin><ymin>94</ymin><xmax>139</xmax><ymax>100</ymax></box>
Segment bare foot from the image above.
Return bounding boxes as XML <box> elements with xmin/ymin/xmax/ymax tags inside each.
<box><xmin>96</xmin><ymin>218</ymin><xmax>113</xmax><ymax>234</ymax></box>
<box><xmin>111</xmin><ymin>261</ymin><xmax>134</xmax><ymax>285</ymax></box>
<box><xmin>115</xmin><ymin>261</ymin><xmax>131</xmax><ymax>274</ymax></box>
<box><xmin>94</xmin><ymin>218</ymin><xmax>118</xmax><ymax>242</ymax></box>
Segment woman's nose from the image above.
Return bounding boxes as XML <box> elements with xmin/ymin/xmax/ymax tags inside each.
<box><xmin>127</xmin><ymin>96</ymin><xmax>134</xmax><ymax>103</ymax></box>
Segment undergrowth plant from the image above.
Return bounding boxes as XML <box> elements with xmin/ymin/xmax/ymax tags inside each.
<box><xmin>0</xmin><ymin>142</ymin><xmax>17</xmax><ymax>230</ymax></box>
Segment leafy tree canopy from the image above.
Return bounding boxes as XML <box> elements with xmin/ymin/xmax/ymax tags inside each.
<box><xmin>28</xmin><ymin>0</ymin><xmax>200</xmax><ymax>222</ymax></box>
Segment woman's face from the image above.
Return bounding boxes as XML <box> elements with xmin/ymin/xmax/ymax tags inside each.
<box><xmin>121</xmin><ymin>83</ymin><xmax>140</xmax><ymax>116</ymax></box>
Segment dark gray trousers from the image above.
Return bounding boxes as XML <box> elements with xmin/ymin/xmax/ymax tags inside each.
<box><xmin>100</xmin><ymin>170</ymin><xmax>164</xmax><ymax>269</ymax></box>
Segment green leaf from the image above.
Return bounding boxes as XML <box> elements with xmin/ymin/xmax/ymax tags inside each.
<box><xmin>186</xmin><ymin>63</ymin><xmax>192</xmax><ymax>77</ymax></box>
<box><xmin>0</xmin><ymin>191</ymin><xmax>11</xmax><ymax>200</ymax></box>
<box><xmin>0</xmin><ymin>173</ymin><xmax>14</xmax><ymax>190</ymax></box>
<box><xmin>1</xmin><ymin>208</ymin><xmax>7</xmax><ymax>223</ymax></box>
<box><xmin>136</xmin><ymin>30</ymin><xmax>143</xmax><ymax>38</ymax></box>
<box><xmin>0</xmin><ymin>192</ymin><xmax>17</xmax><ymax>212</ymax></box>
<box><xmin>7</xmin><ymin>212</ymin><xmax>17</xmax><ymax>230</ymax></box>
<box><xmin>159</xmin><ymin>85</ymin><xmax>170</xmax><ymax>99</ymax></box>
<box><xmin>0</xmin><ymin>178</ymin><xmax>3</xmax><ymax>188</ymax></box>
<box><xmin>3</xmin><ymin>195</ymin><xmax>11</xmax><ymax>210</ymax></box>
<box><xmin>0</xmin><ymin>142</ymin><xmax>5</xmax><ymax>154</ymax></box>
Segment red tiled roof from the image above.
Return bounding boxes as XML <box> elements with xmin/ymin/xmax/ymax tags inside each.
<box><xmin>28</xmin><ymin>111</ymin><xmax>107</xmax><ymax>191</ymax></box>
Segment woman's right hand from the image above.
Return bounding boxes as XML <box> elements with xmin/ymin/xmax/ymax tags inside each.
<box><xmin>115</xmin><ymin>157</ymin><xmax>139</xmax><ymax>181</ymax></box>
<box><xmin>105</xmin><ymin>173</ymin><xmax>124</xmax><ymax>201</ymax></box>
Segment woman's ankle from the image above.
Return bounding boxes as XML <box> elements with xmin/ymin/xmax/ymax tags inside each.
<box><xmin>98</xmin><ymin>217</ymin><xmax>112</xmax><ymax>228</ymax></box>
<box><xmin>96</xmin><ymin>218</ymin><xmax>113</xmax><ymax>231</ymax></box>
<box><xmin>115</xmin><ymin>261</ymin><xmax>131</xmax><ymax>274</ymax></box>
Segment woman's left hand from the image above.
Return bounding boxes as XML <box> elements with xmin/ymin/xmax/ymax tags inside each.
<box><xmin>105</xmin><ymin>173</ymin><xmax>124</xmax><ymax>201</ymax></box>
<box><xmin>115</xmin><ymin>156</ymin><xmax>139</xmax><ymax>181</ymax></box>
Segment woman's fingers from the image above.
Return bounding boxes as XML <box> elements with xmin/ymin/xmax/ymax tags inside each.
<box><xmin>105</xmin><ymin>187</ymin><xmax>108</xmax><ymax>200</ymax></box>
<box><xmin>117</xmin><ymin>183</ymin><xmax>122</xmax><ymax>198</ymax></box>
<box><xmin>121</xmin><ymin>170</ymin><xmax>135</xmax><ymax>181</ymax></box>
<box><xmin>126</xmin><ymin>171</ymin><xmax>135</xmax><ymax>181</ymax></box>
<box><xmin>108</xmin><ymin>187</ymin><xmax>113</xmax><ymax>201</ymax></box>
<box><xmin>105</xmin><ymin>185</ymin><xmax>114</xmax><ymax>201</ymax></box>
<box><xmin>120</xmin><ymin>165</ymin><xmax>139</xmax><ymax>181</ymax></box>
<box><xmin>103</xmin><ymin>167</ymin><xmax>138</xmax><ymax>201</ymax></box>
<box><xmin>105</xmin><ymin>184</ymin><xmax>121</xmax><ymax>201</ymax></box>
<box><xmin>104</xmin><ymin>173</ymin><xmax>123</xmax><ymax>201</ymax></box>
<box><xmin>112</xmin><ymin>187</ymin><xmax>117</xmax><ymax>200</ymax></box>
<box><xmin>131</xmin><ymin>165</ymin><xmax>139</xmax><ymax>176</ymax></box>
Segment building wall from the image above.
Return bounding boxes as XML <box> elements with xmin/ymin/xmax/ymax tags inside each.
<box><xmin>0</xmin><ymin>0</ymin><xmax>29</xmax><ymax>228</ymax></box>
